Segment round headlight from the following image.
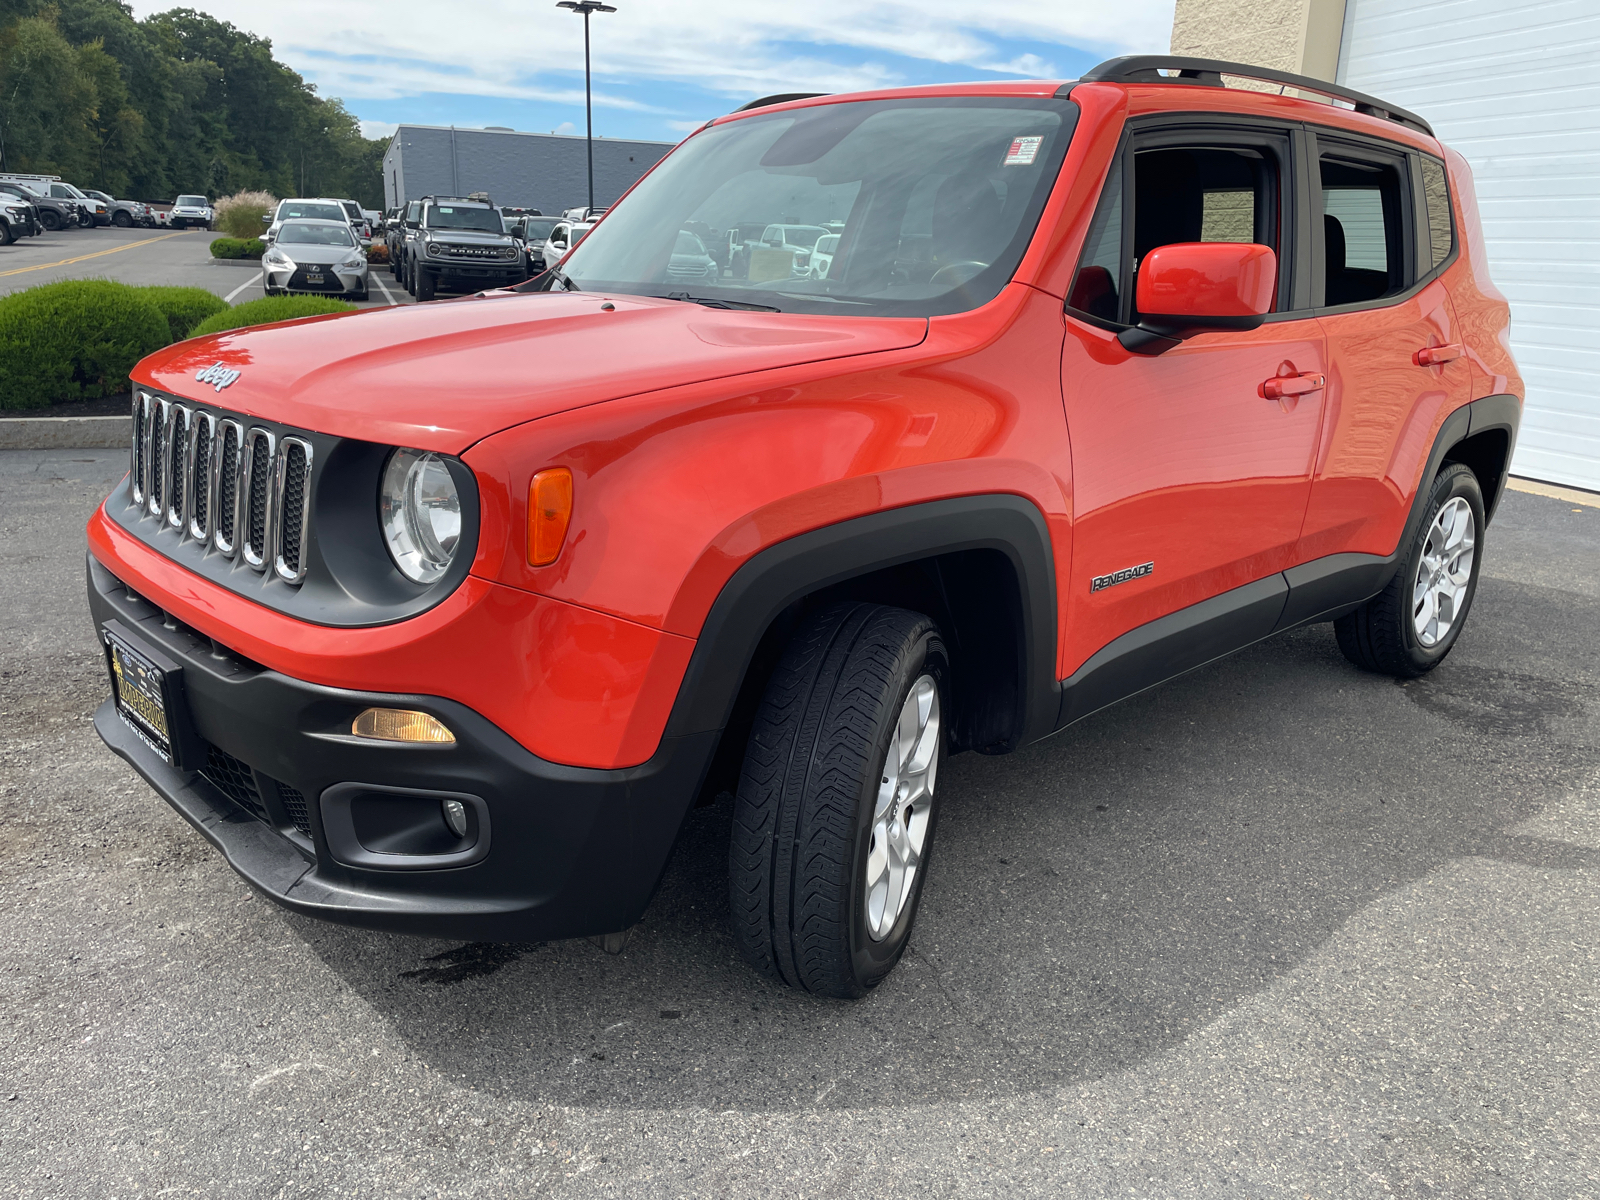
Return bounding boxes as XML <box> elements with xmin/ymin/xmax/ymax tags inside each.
<box><xmin>380</xmin><ymin>449</ymin><xmax>462</xmax><ymax>583</ymax></box>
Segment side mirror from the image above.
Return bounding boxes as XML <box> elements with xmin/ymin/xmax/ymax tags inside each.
<box><xmin>261</xmin><ymin>213</ymin><xmax>271</xmax><ymax>224</ymax></box>
<box><xmin>1119</xmin><ymin>242</ymin><xmax>1277</xmax><ymax>355</ymax></box>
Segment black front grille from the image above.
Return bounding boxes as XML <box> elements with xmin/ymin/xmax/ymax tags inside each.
<box><xmin>247</xmin><ymin>436</ymin><xmax>270</xmax><ymax>553</ymax></box>
<box><xmin>201</xmin><ymin>744</ymin><xmax>269</xmax><ymax>823</ymax></box>
<box><xmin>278</xmin><ymin>786</ymin><xmax>311</xmax><ymax>838</ymax></box>
<box><xmin>279</xmin><ymin>442</ymin><xmax>307</xmax><ymax>574</ymax></box>
<box><xmin>149</xmin><ymin>414</ymin><xmax>166</xmax><ymax>512</ymax></box>
<box><xmin>191</xmin><ymin>422</ymin><xmax>212</xmax><ymax>532</ymax></box>
<box><xmin>166</xmin><ymin>410</ymin><xmax>186</xmax><ymax>523</ymax></box>
<box><xmin>217</xmin><ymin>425</ymin><xmax>239</xmax><ymax>544</ymax></box>
<box><xmin>288</xmin><ymin>267</ymin><xmax>343</xmax><ymax>292</ymax></box>
<box><xmin>132</xmin><ymin>396</ymin><xmax>148</xmax><ymax>500</ymax></box>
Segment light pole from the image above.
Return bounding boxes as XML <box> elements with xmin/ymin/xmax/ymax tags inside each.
<box><xmin>556</xmin><ymin>0</ymin><xmax>616</xmax><ymax>215</ymax></box>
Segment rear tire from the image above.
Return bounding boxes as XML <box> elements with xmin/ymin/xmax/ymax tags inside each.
<box><xmin>729</xmin><ymin>602</ymin><xmax>948</xmax><ymax>998</ymax></box>
<box><xmin>1335</xmin><ymin>462</ymin><xmax>1485</xmax><ymax>678</ymax></box>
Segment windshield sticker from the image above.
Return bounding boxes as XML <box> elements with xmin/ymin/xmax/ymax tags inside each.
<box><xmin>1003</xmin><ymin>136</ymin><xmax>1043</xmax><ymax>166</ymax></box>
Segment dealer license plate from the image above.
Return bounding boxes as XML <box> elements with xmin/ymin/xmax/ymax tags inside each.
<box><xmin>306</xmin><ymin>272</ymin><xmax>325</xmax><ymax>284</ymax></box>
<box><xmin>105</xmin><ymin>629</ymin><xmax>173</xmax><ymax>762</ymax></box>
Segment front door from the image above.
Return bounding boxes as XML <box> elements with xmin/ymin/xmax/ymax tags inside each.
<box><xmin>1060</xmin><ymin>120</ymin><xmax>1327</xmax><ymax>679</ymax></box>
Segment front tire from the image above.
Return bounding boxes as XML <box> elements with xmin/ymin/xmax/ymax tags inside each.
<box><xmin>415</xmin><ymin>266</ymin><xmax>436</xmax><ymax>301</ymax></box>
<box><xmin>1336</xmin><ymin>462</ymin><xmax>1485</xmax><ymax>678</ymax></box>
<box><xmin>112</xmin><ymin>211</ymin><xmax>132</xmax><ymax>228</ymax></box>
<box><xmin>40</xmin><ymin>210</ymin><xmax>61</xmax><ymax>232</ymax></box>
<box><xmin>730</xmin><ymin>603</ymin><xmax>948</xmax><ymax>998</ymax></box>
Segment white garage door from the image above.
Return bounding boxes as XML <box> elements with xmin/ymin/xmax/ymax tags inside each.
<box><xmin>1338</xmin><ymin>0</ymin><xmax>1600</xmax><ymax>491</ymax></box>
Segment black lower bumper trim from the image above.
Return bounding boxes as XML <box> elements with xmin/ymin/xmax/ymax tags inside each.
<box><xmin>89</xmin><ymin>557</ymin><xmax>720</xmax><ymax>941</ymax></box>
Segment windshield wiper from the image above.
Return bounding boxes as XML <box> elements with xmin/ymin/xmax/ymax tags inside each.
<box><xmin>659</xmin><ymin>292</ymin><xmax>780</xmax><ymax>312</ymax></box>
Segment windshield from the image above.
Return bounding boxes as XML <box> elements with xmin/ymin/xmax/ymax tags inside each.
<box><xmin>176</xmin><ymin>195</ymin><xmax>207</xmax><ymax>207</ymax></box>
<box><xmin>1</xmin><ymin>184</ymin><xmax>40</xmax><ymax>200</ymax></box>
<box><xmin>277</xmin><ymin>201</ymin><xmax>343</xmax><ymax>222</ymax></box>
<box><xmin>553</xmin><ymin>96</ymin><xmax>1076</xmax><ymax>316</ymax></box>
<box><xmin>426</xmin><ymin>205</ymin><xmax>504</xmax><ymax>233</ymax></box>
<box><xmin>278</xmin><ymin>222</ymin><xmax>356</xmax><ymax>247</ymax></box>
<box><xmin>525</xmin><ymin>218</ymin><xmax>559</xmax><ymax>238</ymax></box>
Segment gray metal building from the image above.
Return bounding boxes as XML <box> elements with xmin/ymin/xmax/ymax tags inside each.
<box><xmin>382</xmin><ymin>125</ymin><xmax>676</xmax><ymax>215</ymax></box>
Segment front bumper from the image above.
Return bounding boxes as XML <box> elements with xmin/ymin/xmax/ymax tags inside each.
<box><xmin>421</xmin><ymin>257</ymin><xmax>523</xmax><ymax>288</ymax></box>
<box><xmin>264</xmin><ymin>259</ymin><xmax>367</xmax><ymax>295</ymax></box>
<box><xmin>88</xmin><ymin>557</ymin><xmax>717</xmax><ymax>940</ymax></box>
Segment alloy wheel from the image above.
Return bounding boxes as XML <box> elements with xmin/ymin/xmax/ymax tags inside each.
<box><xmin>864</xmin><ymin>674</ymin><xmax>940</xmax><ymax>941</ymax></box>
<box><xmin>1413</xmin><ymin>496</ymin><xmax>1475</xmax><ymax>647</ymax></box>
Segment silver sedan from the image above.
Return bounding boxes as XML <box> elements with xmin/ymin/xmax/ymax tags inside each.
<box><xmin>262</xmin><ymin>219</ymin><xmax>369</xmax><ymax>300</ymax></box>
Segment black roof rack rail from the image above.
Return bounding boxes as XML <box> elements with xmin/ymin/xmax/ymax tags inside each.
<box><xmin>1073</xmin><ymin>55</ymin><xmax>1434</xmax><ymax>137</ymax></box>
<box><xmin>732</xmin><ymin>92</ymin><xmax>830</xmax><ymax>113</ymax></box>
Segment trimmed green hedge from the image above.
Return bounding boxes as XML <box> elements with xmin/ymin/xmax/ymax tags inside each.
<box><xmin>133</xmin><ymin>286</ymin><xmax>228</xmax><ymax>343</ymax></box>
<box><xmin>210</xmin><ymin>237</ymin><xmax>265</xmax><ymax>259</ymax></box>
<box><xmin>187</xmin><ymin>295</ymin><xmax>356</xmax><ymax>339</ymax></box>
<box><xmin>0</xmin><ymin>280</ymin><xmax>171</xmax><ymax>410</ymax></box>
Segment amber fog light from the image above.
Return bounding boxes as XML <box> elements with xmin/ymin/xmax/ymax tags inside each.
<box><xmin>352</xmin><ymin>707</ymin><xmax>456</xmax><ymax>744</ymax></box>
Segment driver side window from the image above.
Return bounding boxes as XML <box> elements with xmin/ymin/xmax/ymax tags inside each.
<box><xmin>1069</xmin><ymin>133</ymin><xmax>1287</xmax><ymax>327</ymax></box>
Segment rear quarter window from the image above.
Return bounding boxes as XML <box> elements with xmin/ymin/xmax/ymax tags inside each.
<box><xmin>1419</xmin><ymin>155</ymin><xmax>1453</xmax><ymax>272</ymax></box>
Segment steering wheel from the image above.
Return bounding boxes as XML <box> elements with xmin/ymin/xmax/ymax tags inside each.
<box><xmin>929</xmin><ymin>260</ymin><xmax>989</xmax><ymax>287</ymax></box>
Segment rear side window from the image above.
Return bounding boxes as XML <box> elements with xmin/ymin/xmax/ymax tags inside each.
<box><xmin>1319</xmin><ymin>151</ymin><xmax>1408</xmax><ymax>306</ymax></box>
<box><xmin>1419</xmin><ymin>155</ymin><xmax>1453</xmax><ymax>271</ymax></box>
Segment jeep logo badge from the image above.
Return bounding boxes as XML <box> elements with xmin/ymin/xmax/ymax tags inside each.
<box><xmin>1091</xmin><ymin>561</ymin><xmax>1154</xmax><ymax>593</ymax></box>
<box><xmin>194</xmin><ymin>362</ymin><xmax>241</xmax><ymax>392</ymax></box>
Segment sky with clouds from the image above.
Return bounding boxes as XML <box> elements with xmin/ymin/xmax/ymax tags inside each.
<box><xmin>128</xmin><ymin>0</ymin><xmax>1177</xmax><ymax>144</ymax></box>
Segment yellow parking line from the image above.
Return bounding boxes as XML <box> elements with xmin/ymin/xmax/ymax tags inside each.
<box><xmin>0</xmin><ymin>231</ymin><xmax>187</xmax><ymax>278</ymax></box>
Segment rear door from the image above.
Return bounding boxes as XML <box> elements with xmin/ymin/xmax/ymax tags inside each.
<box><xmin>1300</xmin><ymin>131</ymin><xmax>1471</xmax><ymax>561</ymax></box>
<box><xmin>1059</xmin><ymin>117</ymin><xmax>1327</xmax><ymax>678</ymax></box>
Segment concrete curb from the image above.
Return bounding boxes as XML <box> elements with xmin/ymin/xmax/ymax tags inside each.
<box><xmin>1508</xmin><ymin>477</ymin><xmax>1600</xmax><ymax>509</ymax></box>
<box><xmin>0</xmin><ymin>415</ymin><xmax>129</xmax><ymax>450</ymax></box>
<box><xmin>210</xmin><ymin>257</ymin><xmax>265</xmax><ymax>267</ymax></box>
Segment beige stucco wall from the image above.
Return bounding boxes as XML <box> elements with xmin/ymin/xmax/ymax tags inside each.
<box><xmin>1170</xmin><ymin>0</ymin><xmax>1347</xmax><ymax>81</ymax></box>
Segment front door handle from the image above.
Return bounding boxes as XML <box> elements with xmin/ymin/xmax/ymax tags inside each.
<box><xmin>1260</xmin><ymin>372</ymin><xmax>1325</xmax><ymax>400</ymax></box>
<box><xmin>1414</xmin><ymin>343</ymin><xmax>1463</xmax><ymax>367</ymax></box>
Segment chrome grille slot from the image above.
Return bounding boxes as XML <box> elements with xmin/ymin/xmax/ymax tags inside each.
<box><xmin>273</xmin><ymin>438</ymin><xmax>313</xmax><ymax>584</ymax></box>
<box><xmin>164</xmin><ymin>404</ymin><xmax>190</xmax><ymax>530</ymax></box>
<box><xmin>213</xmin><ymin>420</ymin><xmax>242</xmax><ymax>556</ymax></box>
<box><xmin>239</xmin><ymin>428</ymin><xmax>276</xmax><ymax>570</ymax></box>
<box><xmin>147</xmin><ymin>398</ymin><xmax>169</xmax><ymax>517</ymax></box>
<box><xmin>130</xmin><ymin>393</ymin><xmax>149</xmax><ymax>506</ymax></box>
<box><xmin>187</xmin><ymin>411</ymin><xmax>215</xmax><ymax>542</ymax></box>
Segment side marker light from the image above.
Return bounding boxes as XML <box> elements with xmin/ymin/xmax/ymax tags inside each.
<box><xmin>352</xmin><ymin>708</ymin><xmax>456</xmax><ymax>744</ymax></box>
<box><xmin>527</xmin><ymin>467</ymin><xmax>574</xmax><ymax>566</ymax></box>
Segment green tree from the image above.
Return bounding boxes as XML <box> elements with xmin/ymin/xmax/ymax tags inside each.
<box><xmin>0</xmin><ymin>0</ymin><xmax>384</xmax><ymax>204</ymax></box>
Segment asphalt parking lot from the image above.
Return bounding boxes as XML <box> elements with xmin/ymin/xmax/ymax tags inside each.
<box><xmin>0</xmin><ymin>225</ymin><xmax>410</xmax><ymax>309</ymax></box>
<box><xmin>1</xmin><ymin>453</ymin><xmax>1596</xmax><ymax>1199</ymax></box>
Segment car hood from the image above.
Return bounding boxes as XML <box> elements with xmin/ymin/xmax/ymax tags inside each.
<box><xmin>425</xmin><ymin>229</ymin><xmax>512</xmax><ymax>244</ymax></box>
<box><xmin>136</xmin><ymin>292</ymin><xmax>929</xmax><ymax>453</ymax></box>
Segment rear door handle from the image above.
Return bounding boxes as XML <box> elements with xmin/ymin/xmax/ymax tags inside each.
<box><xmin>1414</xmin><ymin>343</ymin><xmax>1463</xmax><ymax>366</ymax></box>
<box><xmin>1260</xmin><ymin>372</ymin><xmax>1325</xmax><ymax>400</ymax></box>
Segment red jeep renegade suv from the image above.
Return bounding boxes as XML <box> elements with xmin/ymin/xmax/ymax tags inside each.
<box><xmin>88</xmin><ymin>57</ymin><xmax>1522</xmax><ymax>998</ymax></box>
